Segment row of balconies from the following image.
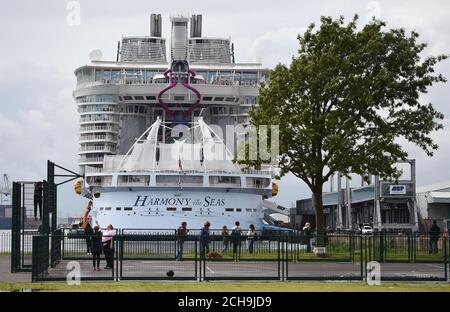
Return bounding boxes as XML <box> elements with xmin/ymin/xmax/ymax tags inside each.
<box><xmin>78</xmin><ymin>105</ymin><xmax>118</xmax><ymax>114</ymax></box>
<box><xmin>79</xmin><ymin>124</ymin><xmax>119</xmax><ymax>133</ymax></box>
<box><xmin>79</xmin><ymin>133</ymin><xmax>118</xmax><ymax>143</ymax></box>
<box><xmin>78</xmin><ymin>156</ymin><xmax>105</xmax><ymax>164</ymax></box>
<box><xmin>79</xmin><ymin>143</ymin><xmax>117</xmax><ymax>153</ymax></box>
<box><xmin>79</xmin><ymin>115</ymin><xmax>120</xmax><ymax>124</ymax></box>
<box><xmin>83</xmin><ymin>174</ymin><xmax>271</xmax><ymax>189</ymax></box>
<box><xmin>77</xmin><ymin>77</ymin><xmax>260</xmax><ymax>87</ymax></box>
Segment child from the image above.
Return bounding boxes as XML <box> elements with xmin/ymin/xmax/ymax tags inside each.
<box><xmin>91</xmin><ymin>225</ymin><xmax>103</xmax><ymax>271</ymax></box>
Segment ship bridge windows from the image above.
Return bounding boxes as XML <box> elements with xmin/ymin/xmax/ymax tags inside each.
<box><xmin>118</xmin><ymin>175</ymin><xmax>150</xmax><ymax>186</ymax></box>
<box><xmin>209</xmin><ymin>176</ymin><xmax>241</xmax><ymax>187</ymax></box>
<box><xmin>210</xmin><ymin>107</ymin><xmax>233</xmax><ymax>115</ymax></box>
<box><xmin>80</xmin><ymin>115</ymin><xmax>120</xmax><ymax>123</ymax></box>
<box><xmin>203</xmin><ymin>96</ymin><xmax>213</xmax><ymax>101</ymax></box>
<box><xmin>244</xmin><ymin>96</ymin><xmax>257</xmax><ymax>104</ymax></box>
<box><xmin>246</xmin><ymin>177</ymin><xmax>270</xmax><ymax>188</ymax></box>
<box><xmin>86</xmin><ymin>175</ymin><xmax>112</xmax><ymax>186</ymax></box>
<box><xmin>125</xmin><ymin>105</ymin><xmax>147</xmax><ymax>115</ymax></box>
<box><xmin>111</xmin><ymin>70</ymin><xmax>121</xmax><ymax>83</ymax></box>
<box><xmin>76</xmin><ymin>68</ymin><xmax>94</xmax><ymax>84</ymax></box>
<box><xmin>78</xmin><ymin>104</ymin><xmax>118</xmax><ymax>114</ymax></box>
<box><xmin>156</xmin><ymin>175</ymin><xmax>203</xmax><ymax>186</ymax></box>
<box><xmin>77</xmin><ymin>95</ymin><xmax>115</xmax><ymax>103</ymax></box>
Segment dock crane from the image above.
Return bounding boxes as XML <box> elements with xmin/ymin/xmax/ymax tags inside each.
<box><xmin>0</xmin><ymin>174</ymin><xmax>11</xmax><ymax>204</ymax></box>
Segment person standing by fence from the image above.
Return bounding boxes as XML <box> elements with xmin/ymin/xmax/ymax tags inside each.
<box><xmin>199</xmin><ymin>221</ymin><xmax>211</xmax><ymax>258</ymax></box>
<box><xmin>429</xmin><ymin>220</ymin><xmax>441</xmax><ymax>254</ymax></box>
<box><xmin>231</xmin><ymin>221</ymin><xmax>242</xmax><ymax>257</ymax></box>
<box><xmin>85</xmin><ymin>222</ymin><xmax>94</xmax><ymax>255</ymax></box>
<box><xmin>247</xmin><ymin>224</ymin><xmax>256</xmax><ymax>254</ymax></box>
<box><xmin>33</xmin><ymin>182</ymin><xmax>43</xmax><ymax>221</ymax></box>
<box><xmin>303</xmin><ymin>222</ymin><xmax>313</xmax><ymax>253</ymax></box>
<box><xmin>176</xmin><ymin>222</ymin><xmax>188</xmax><ymax>261</ymax></box>
<box><xmin>221</xmin><ymin>225</ymin><xmax>229</xmax><ymax>253</ymax></box>
<box><xmin>100</xmin><ymin>223</ymin><xmax>115</xmax><ymax>269</ymax></box>
<box><xmin>91</xmin><ymin>225</ymin><xmax>102</xmax><ymax>271</ymax></box>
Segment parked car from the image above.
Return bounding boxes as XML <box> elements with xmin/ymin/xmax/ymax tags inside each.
<box><xmin>67</xmin><ymin>222</ymin><xmax>85</xmax><ymax>238</ymax></box>
<box><xmin>361</xmin><ymin>225</ymin><xmax>374</xmax><ymax>235</ymax></box>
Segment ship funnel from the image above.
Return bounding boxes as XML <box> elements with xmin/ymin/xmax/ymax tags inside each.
<box><xmin>171</xmin><ymin>16</ymin><xmax>189</xmax><ymax>61</ymax></box>
<box><xmin>150</xmin><ymin>13</ymin><xmax>162</xmax><ymax>37</ymax></box>
<box><xmin>190</xmin><ymin>14</ymin><xmax>202</xmax><ymax>38</ymax></box>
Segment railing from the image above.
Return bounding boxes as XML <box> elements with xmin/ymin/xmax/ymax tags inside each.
<box><xmin>84</xmin><ymin>168</ymin><xmax>272</xmax><ymax>176</ymax></box>
<box><xmin>155</xmin><ymin>182</ymin><xmax>204</xmax><ymax>187</ymax></box>
<box><xmin>80</xmin><ymin>125</ymin><xmax>119</xmax><ymax>133</ymax></box>
<box><xmin>79</xmin><ymin>145</ymin><xmax>117</xmax><ymax>152</ymax></box>
<box><xmin>0</xmin><ymin>231</ymin><xmax>11</xmax><ymax>255</ymax></box>
<box><xmin>79</xmin><ymin>134</ymin><xmax>117</xmax><ymax>142</ymax></box>
<box><xmin>209</xmin><ymin>182</ymin><xmax>242</xmax><ymax>188</ymax></box>
<box><xmin>78</xmin><ymin>157</ymin><xmax>104</xmax><ymax>163</ymax></box>
<box><xmin>79</xmin><ymin>116</ymin><xmax>120</xmax><ymax>123</ymax></box>
<box><xmin>29</xmin><ymin>231</ymin><xmax>449</xmax><ymax>282</ymax></box>
<box><xmin>76</xmin><ymin>78</ymin><xmax>261</xmax><ymax>89</ymax></box>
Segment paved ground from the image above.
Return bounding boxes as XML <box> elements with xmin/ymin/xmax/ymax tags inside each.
<box><xmin>0</xmin><ymin>256</ymin><xmax>30</xmax><ymax>282</ymax></box>
<box><xmin>40</xmin><ymin>259</ymin><xmax>447</xmax><ymax>280</ymax></box>
<box><xmin>1</xmin><ymin>254</ymin><xmax>446</xmax><ymax>282</ymax></box>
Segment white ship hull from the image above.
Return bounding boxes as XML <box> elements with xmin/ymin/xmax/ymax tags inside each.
<box><xmin>92</xmin><ymin>188</ymin><xmax>265</xmax><ymax>230</ymax></box>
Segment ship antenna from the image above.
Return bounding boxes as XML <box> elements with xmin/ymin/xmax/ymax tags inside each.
<box><xmin>231</xmin><ymin>43</ymin><xmax>235</xmax><ymax>64</ymax></box>
<box><xmin>116</xmin><ymin>41</ymin><xmax>121</xmax><ymax>62</ymax></box>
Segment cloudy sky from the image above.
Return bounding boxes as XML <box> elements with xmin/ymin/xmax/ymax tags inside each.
<box><xmin>0</xmin><ymin>0</ymin><xmax>449</xmax><ymax>217</ymax></box>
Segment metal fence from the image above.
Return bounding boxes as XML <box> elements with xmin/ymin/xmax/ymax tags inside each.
<box><xmin>30</xmin><ymin>231</ymin><xmax>449</xmax><ymax>282</ymax></box>
<box><xmin>0</xmin><ymin>231</ymin><xmax>11</xmax><ymax>255</ymax></box>
<box><xmin>32</xmin><ymin>235</ymin><xmax>49</xmax><ymax>282</ymax></box>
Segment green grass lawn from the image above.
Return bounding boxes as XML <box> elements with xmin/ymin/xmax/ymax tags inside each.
<box><xmin>0</xmin><ymin>281</ymin><xmax>449</xmax><ymax>292</ymax></box>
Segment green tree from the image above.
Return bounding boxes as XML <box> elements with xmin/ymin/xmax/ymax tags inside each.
<box><xmin>244</xmin><ymin>16</ymin><xmax>447</xmax><ymax>246</ymax></box>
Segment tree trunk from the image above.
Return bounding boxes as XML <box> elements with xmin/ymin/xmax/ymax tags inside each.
<box><xmin>312</xmin><ymin>184</ymin><xmax>325</xmax><ymax>248</ymax></box>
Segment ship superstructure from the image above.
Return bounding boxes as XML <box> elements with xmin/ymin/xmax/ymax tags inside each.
<box><xmin>73</xmin><ymin>14</ymin><xmax>269</xmax><ymax>171</ymax></box>
<box><xmin>74</xmin><ymin>14</ymin><xmax>274</xmax><ymax>229</ymax></box>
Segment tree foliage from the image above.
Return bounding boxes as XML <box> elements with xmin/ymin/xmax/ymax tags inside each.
<box><xmin>245</xmin><ymin>15</ymin><xmax>447</xmax><ymax>239</ymax></box>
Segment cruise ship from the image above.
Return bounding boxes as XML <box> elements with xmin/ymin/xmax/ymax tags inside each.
<box><xmin>73</xmin><ymin>14</ymin><xmax>275</xmax><ymax>229</ymax></box>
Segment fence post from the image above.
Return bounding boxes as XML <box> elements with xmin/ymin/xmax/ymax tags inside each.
<box><xmin>202</xmin><ymin>240</ymin><xmax>206</xmax><ymax>282</ymax></box>
<box><xmin>11</xmin><ymin>182</ymin><xmax>21</xmax><ymax>273</ymax></box>
<box><xmin>31</xmin><ymin>236</ymin><xmax>38</xmax><ymax>282</ymax></box>
<box><xmin>284</xmin><ymin>239</ymin><xmax>288</xmax><ymax>281</ymax></box>
<box><xmin>195</xmin><ymin>237</ymin><xmax>198</xmax><ymax>281</ymax></box>
<box><xmin>364</xmin><ymin>236</ymin><xmax>368</xmax><ymax>280</ymax></box>
<box><xmin>349</xmin><ymin>232</ymin><xmax>353</xmax><ymax>262</ymax></box>
<box><xmin>360</xmin><ymin>235</ymin><xmax>364</xmax><ymax>281</ymax></box>
<box><xmin>114</xmin><ymin>235</ymin><xmax>118</xmax><ymax>281</ymax></box>
<box><xmin>119</xmin><ymin>232</ymin><xmax>124</xmax><ymax>281</ymax></box>
<box><xmin>378</xmin><ymin>231</ymin><xmax>384</xmax><ymax>262</ymax></box>
<box><xmin>443</xmin><ymin>236</ymin><xmax>447</xmax><ymax>282</ymax></box>
<box><xmin>277</xmin><ymin>239</ymin><xmax>282</xmax><ymax>281</ymax></box>
<box><xmin>407</xmin><ymin>233</ymin><xmax>411</xmax><ymax>263</ymax></box>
